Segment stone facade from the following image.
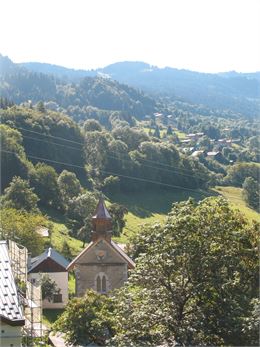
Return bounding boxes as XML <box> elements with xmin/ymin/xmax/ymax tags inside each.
<box><xmin>67</xmin><ymin>199</ymin><xmax>135</xmax><ymax>296</ymax></box>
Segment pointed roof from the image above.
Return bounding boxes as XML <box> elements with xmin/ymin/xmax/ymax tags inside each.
<box><xmin>28</xmin><ymin>248</ymin><xmax>69</xmax><ymax>273</ymax></box>
<box><xmin>92</xmin><ymin>198</ymin><xmax>111</xmax><ymax>220</ymax></box>
<box><xmin>67</xmin><ymin>239</ymin><xmax>135</xmax><ymax>271</ymax></box>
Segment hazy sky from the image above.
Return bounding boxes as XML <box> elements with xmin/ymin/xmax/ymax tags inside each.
<box><xmin>1</xmin><ymin>0</ymin><xmax>260</xmax><ymax>72</ymax></box>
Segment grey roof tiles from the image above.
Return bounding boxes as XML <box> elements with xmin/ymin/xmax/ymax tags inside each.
<box><xmin>0</xmin><ymin>240</ymin><xmax>25</xmax><ymax>325</ymax></box>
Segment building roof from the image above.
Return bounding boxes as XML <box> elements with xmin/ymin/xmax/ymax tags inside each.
<box><xmin>191</xmin><ymin>150</ymin><xmax>205</xmax><ymax>157</ymax></box>
<box><xmin>67</xmin><ymin>239</ymin><xmax>135</xmax><ymax>271</ymax></box>
<box><xmin>92</xmin><ymin>198</ymin><xmax>112</xmax><ymax>220</ymax></box>
<box><xmin>0</xmin><ymin>241</ymin><xmax>25</xmax><ymax>326</ymax></box>
<box><xmin>28</xmin><ymin>248</ymin><xmax>69</xmax><ymax>273</ymax></box>
<box><xmin>207</xmin><ymin>151</ymin><xmax>220</xmax><ymax>156</ymax></box>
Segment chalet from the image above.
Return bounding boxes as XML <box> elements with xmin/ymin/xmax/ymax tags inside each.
<box><xmin>67</xmin><ymin>198</ymin><xmax>135</xmax><ymax>297</ymax></box>
<box><xmin>206</xmin><ymin>151</ymin><xmax>223</xmax><ymax>160</ymax></box>
<box><xmin>28</xmin><ymin>248</ymin><xmax>69</xmax><ymax>309</ymax></box>
<box><xmin>191</xmin><ymin>150</ymin><xmax>206</xmax><ymax>158</ymax></box>
<box><xmin>0</xmin><ymin>241</ymin><xmax>25</xmax><ymax>347</ymax></box>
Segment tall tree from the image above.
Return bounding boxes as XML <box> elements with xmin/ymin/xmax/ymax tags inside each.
<box><xmin>112</xmin><ymin>198</ymin><xmax>259</xmax><ymax>346</ymax></box>
<box><xmin>1</xmin><ymin>176</ymin><xmax>39</xmax><ymax>212</ymax></box>
<box><xmin>242</xmin><ymin>177</ymin><xmax>260</xmax><ymax>211</ymax></box>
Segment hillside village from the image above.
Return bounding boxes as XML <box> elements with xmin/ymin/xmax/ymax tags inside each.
<box><xmin>0</xmin><ymin>53</ymin><xmax>260</xmax><ymax>346</ymax></box>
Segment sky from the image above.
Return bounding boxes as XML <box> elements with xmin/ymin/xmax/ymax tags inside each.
<box><xmin>1</xmin><ymin>0</ymin><xmax>260</xmax><ymax>73</ymax></box>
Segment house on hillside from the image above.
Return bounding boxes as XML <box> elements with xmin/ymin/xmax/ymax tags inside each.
<box><xmin>67</xmin><ymin>198</ymin><xmax>135</xmax><ymax>297</ymax></box>
<box><xmin>0</xmin><ymin>241</ymin><xmax>25</xmax><ymax>347</ymax></box>
<box><xmin>28</xmin><ymin>248</ymin><xmax>69</xmax><ymax>309</ymax></box>
<box><xmin>206</xmin><ymin>151</ymin><xmax>223</xmax><ymax>161</ymax></box>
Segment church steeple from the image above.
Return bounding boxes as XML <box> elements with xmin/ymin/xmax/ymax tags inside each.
<box><xmin>92</xmin><ymin>198</ymin><xmax>112</xmax><ymax>242</ymax></box>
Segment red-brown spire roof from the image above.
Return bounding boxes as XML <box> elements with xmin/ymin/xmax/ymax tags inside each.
<box><xmin>92</xmin><ymin>198</ymin><xmax>111</xmax><ymax>220</ymax></box>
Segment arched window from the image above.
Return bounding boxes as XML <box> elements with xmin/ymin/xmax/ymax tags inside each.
<box><xmin>95</xmin><ymin>272</ymin><xmax>108</xmax><ymax>293</ymax></box>
<box><xmin>102</xmin><ymin>275</ymin><xmax>106</xmax><ymax>292</ymax></box>
<box><xmin>96</xmin><ymin>275</ymin><xmax>101</xmax><ymax>292</ymax></box>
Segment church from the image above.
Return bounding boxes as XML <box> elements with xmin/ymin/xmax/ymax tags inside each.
<box><xmin>67</xmin><ymin>198</ymin><xmax>135</xmax><ymax>296</ymax></box>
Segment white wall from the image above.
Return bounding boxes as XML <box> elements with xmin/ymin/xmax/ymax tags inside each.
<box><xmin>0</xmin><ymin>322</ymin><xmax>23</xmax><ymax>347</ymax></box>
<box><xmin>28</xmin><ymin>272</ymin><xmax>68</xmax><ymax>309</ymax></box>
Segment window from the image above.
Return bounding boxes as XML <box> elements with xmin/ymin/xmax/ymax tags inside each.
<box><xmin>53</xmin><ymin>294</ymin><xmax>62</xmax><ymax>303</ymax></box>
<box><xmin>96</xmin><ymin>273</ymin><xmax>108</xmax><ymax>293</ymax></box>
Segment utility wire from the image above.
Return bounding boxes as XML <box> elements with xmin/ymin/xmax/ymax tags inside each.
<box><xmin>11</xmin><ymin>125</ymin><xmax>204</xmax><ymax>175</ymax></box>
<box><xmin>2</xmin><ymin>149</ymin><xmax>247</xmax><ymax>202</ymax></box>
<box><xmin>2</xmin><ymin>149</ymin><xmax>211</xmax><ymax>196</ymax></box>
<box><xmin>19</xmin><ymin>133</ymin><xmax>208</xmax><ymax>182</ymax></box>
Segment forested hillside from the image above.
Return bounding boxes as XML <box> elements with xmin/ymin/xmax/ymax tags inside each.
<box><xmin>19</xmin><ymin>58</ymin><xmax>260</xmax><ymax>119</ymax></box>
<box><xmin>1</xmin><ymin>54</ymin><xmax>259</xmax><ymax>256</ymax></box>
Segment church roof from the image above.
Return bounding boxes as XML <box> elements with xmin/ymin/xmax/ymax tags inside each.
<box><xmin>67</xmin><ymin>239</ymin><xmax>135</xmax><ymax>271</ymax></box>
<box><xmin>0</xmin><ymin>241</ymin><xmax>25</xmax><ymax>326</ymax></box>
<box><xmin>92</xmin><ymin>198</ymin><xmax>111</xmax><ymax>220</ymax></box>
<box><xmin>28</xmin><ymin>248</ymin><xmax>69</xmax><ymax>273</ymax></box>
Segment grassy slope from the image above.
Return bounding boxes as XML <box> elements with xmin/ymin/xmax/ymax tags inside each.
<box><xmin>109</xmin><ymin>188</ymin><xmax>206</xmax><ymax>242</ymax></box>
<box><xmin>214</xmin><ymin>186</ymin><xmax>260</xmax><ymax>222</ymax></box>
<box><xmin>44</xmin><ymin>186</ymin><xmax>259</xmax><ymax>257</ymax></box>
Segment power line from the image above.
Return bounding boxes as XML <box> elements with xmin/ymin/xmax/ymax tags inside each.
<box><xmin>11</xmin><ymin>126</ymin><xmax>83</xmax><ymax>146</ymax></box>
<box><xmin>19</xmin><ymin>133</ymin><xmax>207</xmax><ymax>182</ymax></box>
<box><xmin>11</xmin><ymin>125</ymin><xmax>205</xmax><ymax>175</ymax></box>
<box><xmin>2</xmin><ymin>149</ymin><xmax>250</xmax><ymax>203</ymax></box>
<box><xmin>1</xmin><ymin>149</ymin><xmax>211</xmax><ymax>196</ymax></box>
<box><xmin>11</xmin><ymin>127</ymin><xmax>207</xmax><ymax>182</ymax></box>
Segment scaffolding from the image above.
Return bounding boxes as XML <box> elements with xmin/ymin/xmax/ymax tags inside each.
<box><xmin>8</xmin><ymin>240</ymin><xmax>43</xmax><ymax>345</ymax></box>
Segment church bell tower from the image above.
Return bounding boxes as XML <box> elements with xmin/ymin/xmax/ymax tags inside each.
<box><xmin>91</xmin><ymin>198</ymin><xmax>112</xmax><ymax>242</ymax></box>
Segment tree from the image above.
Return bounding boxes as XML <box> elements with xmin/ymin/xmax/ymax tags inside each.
<box><xmin>57</xmin><ymin>170</ymin><xmax>82</xmax><ymax>203</ymax></box>
<box><xmin>30</xmin><ymin>163</ymin><xmax>61</xmax><ymax>209</ymax></box>
<box><xmin>54</xmin><ymin>290</ymin><xmax>115</xmax><ymax>346</ymax></box>
<box><xmin>83</xmin><ymin>119</ymin><xmax>102</xmax><ymax>132</ymax></box>
<box><xmin>112</xmin><ymin>198</ymin><xmax>259</xmax><ymax>346</ymax></box>
<box><xmin>166</xmin><ymin>125</ymin><xmax>173</xmax><ymax>136</ymax></box>
<box><xmin>36</xmin><ymin>101</ymin><xmax>46</xmax><ymax>113</ymax></box>
<box><xmin>1</xmin><ymin>176</ymin><xmax>39</xmax><ymax>212</ymax></box>
<box><xmin>243</xmin><ymin>177</ymin><xmax>260</xmax><ymax>211</ymax></box>
<box><xmin>0</xmin><ymin>208</ymin><xmax>48</xmax><ymax>256</ymax></box>
<box><xmin>66</xmin><ymin>192</ymin><xmax>98</xmax><ymax>244</ymax></box>
<box><xmin>108</xmin><ymin>203</ymin><xmax>128</xmax><ymax>236</ymax></box>
<box><xmin>40</xmin><ymin>274</ymin><xmax>60</xmax><ymax>302</ymax></box>
<box><xmin>0</xmin><ymin>125</ymin><xmax>32</xmax><ymax>191</ymax></box>
<box><xmin>153</xmin><ymin>125</ymin><xmax>160</xmax><ymax>138</ymax></box>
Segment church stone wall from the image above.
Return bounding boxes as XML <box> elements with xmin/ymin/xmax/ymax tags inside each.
<box><xmin>75</xmin><ymin>263</ymin><xmax>128</xmax><ymax>296</ymax></box>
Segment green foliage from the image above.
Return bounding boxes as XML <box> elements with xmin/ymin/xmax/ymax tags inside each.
<box><xmin>108</xmin><ymin>203</ymin><xmax>128</xmax><ymax>236</ymax></box>
<box><xmin>1</xmin><ymin>176</ymin><xmax>39</xmax><ymax>212</ymax></box>
<box><xmin>57</xmin><ymin>170</ymin><xmax>82</xmax><ymax>203</ymax></box>
<box><xmin>0</xmin><ymin>106</ymin><xmax>84</xmax><ymax>176</ymax></box>
<box><xmin>36</xmin><ymin>101</ymin><xmax>46</xmax><ymax>113</ymax></box>
<box><xmin>61</xmin><ymin>240</ymin><xmax>73</xmax><ymax>260</ymax></box>
<box><xmin>54</xmin><ymin>290</ymin><xmax>115</xmax><ymax>346</ymax></box>
<box><xmin>0</xmin><ymin>124</ymin><xmax>32</xmax><ymax>191</ymax></box>
<box><xmin>113</xmin><ymin>198</ymin><xmax>259</xmax><ymax>346</ymax></box>
<box><xmin>242</xmin><ymin>177</ymin><xmax>260</xmax><ymax>212</ymax></box>
<box><xmin>66</xmin><ymin>192</ymin><xmax>98</xmax><ymax>243</ymax></box>
<box><xmin>40</xmin><ymin>274</ymin><xmax>60</xmax><ymax>302</ymax></box>
<box><xmin>224</xmin><ymin>162</ymin><xmax>260</xmax><ymax>187</ymax></box>
<box><xmin>30</xmin><ymin>163</ymin><xmax>61</xmax><ymax>209</ymax></box>
<box><xmin>83</xmin><ymin>119</ymin><xmax>102</xmax><ymax>132</ymax></box>
<box><xmin>0</xmin><ymin>208</ymin><xmax>48</xmax><ymax>256</ymax></box>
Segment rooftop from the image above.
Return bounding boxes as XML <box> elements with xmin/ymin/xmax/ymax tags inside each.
<box><xmin>29</xmin><ymin>247</ymin><xmax>69</xmax><ymax>273</ymax></box>
<box><xmin>0</xmin><ymin>240</ymin><xmax>25</xmax><ymax>326</ymax></box>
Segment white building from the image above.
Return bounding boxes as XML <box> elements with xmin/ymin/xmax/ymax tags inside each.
<box><xmin>28</xmin><ymin>248</ymin><xmax>69</xmax><ymax>309</ymax></box>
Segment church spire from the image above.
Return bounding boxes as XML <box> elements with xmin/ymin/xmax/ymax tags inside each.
<box><xmin>92</xmin><ymin>198</ymin><xmax>112</xmax><ymax>242</ymax></box>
